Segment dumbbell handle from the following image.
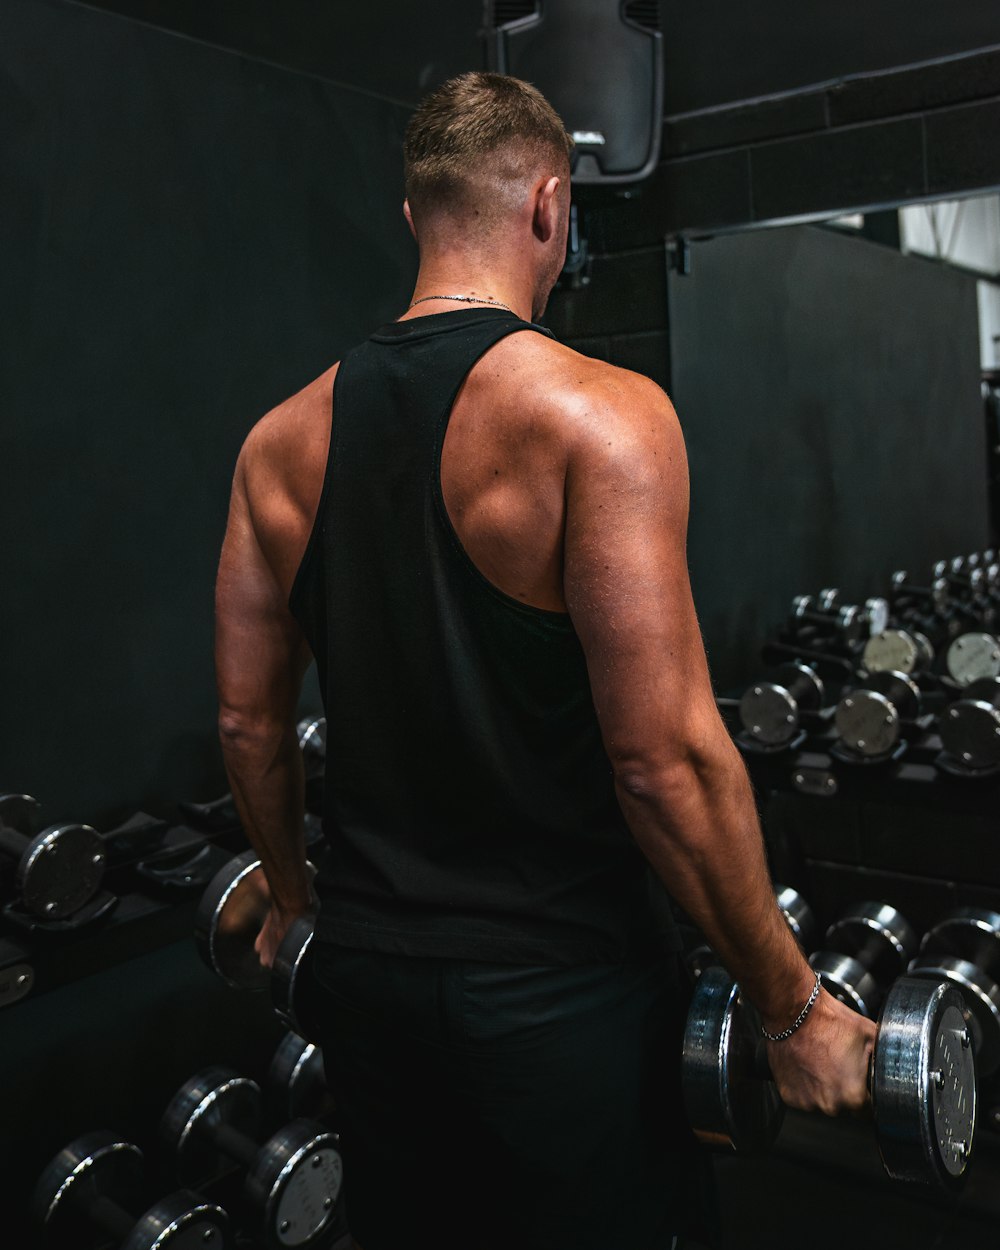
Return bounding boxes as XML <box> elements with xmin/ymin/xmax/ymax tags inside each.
<box><xmin>751</xmin><ymin>1030</ymin><xmax>875</xmax><ymax>1095</ymax></box>
<box><xmin>86</xmin><ymin>1193</ymin><xmax>136</xmax><ymax>1243</ymax></box>
<box><xmin>210</xmin><ymin>1120</ymin><xmax>259</xmax><ymax>1173</ymax></box>
<box><xmin>0</xmin><ymin>825</ymin><xmax>29</xmax><ymax>859</ymax></box>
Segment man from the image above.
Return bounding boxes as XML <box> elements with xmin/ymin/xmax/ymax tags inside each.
<box><xmin>215</xmin><ymin>72</ymin><xmax>874</xmax><ymax>1250</ymax></box>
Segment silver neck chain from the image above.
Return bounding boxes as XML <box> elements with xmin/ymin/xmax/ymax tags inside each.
<box><xmin>407</xmin><ymin>293</ymin><xmax>515</xmax><ymax>314</ymax></box>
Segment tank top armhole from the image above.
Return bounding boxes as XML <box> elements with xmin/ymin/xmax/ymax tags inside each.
<box><xmin>288</xmin><ymin>361</ymin><xmax>346</xmax><ymax>614</ymax></box>
<box><xmin>431</xmin><ymin>322</ymin><xmax>573</xmax><ymax>626</ymax></box>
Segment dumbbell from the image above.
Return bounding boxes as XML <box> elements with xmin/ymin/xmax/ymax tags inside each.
<box><xmin>738</xmin><ymin>663</ymin><xmax>825</xmax><ymax>748</ymax></box>
<box><xmin>775</xmin><ymin>884</ymin><xmax>817</xmax><ymax>952</ymax></box>
<box><xmin>910</xmin><ymin>907</ymin><xmax>1000</xmax><ymax>1076</ymax></box>
<box><xmin>939</xmin><ymin>678</ymin><xmax>1000</xmax><ymax>771</ymax></box>
<box><xmin>682</xmin><ymin>966</ymin><xmax>975</xmax><ymax>1189</ymax></box>
<box><xmin>0</xmin><ymin>793</ymin><xmax>105</xmax><ymax>919</ymax></box>
<box><xmin>33</xmin><ymin>1130</ymin><xmax>231</xmax><ymax>1249</ymax></box>
<box><xmin>296</xmin><ymin>716</ymin><xmax>326</xmax><ymax>784</ymax></box>
<box><xmin>161</xmin><ymin>1066</ymin><xmax>342</xmax><ymax>1249</ymax></box>
<box><xmin>890</xmin><ymin>569</ymin><xmax>950</xmax><ymax>615</ymax></box>
<box><xmin>267</xmin><ymin>1032</ymin><xmax>332</xmax><ymax>1125</ymax></box>
<box><xmin>834</xmin><ymin>672</ymin><xmax>923</xmax><ymax>760</ymax></box>
<box><xmin>789</xmin><ymin>593</ymin><xmax>865</xmax><ymax>646</ymax></box>
<box><xmin>861</xmin><ymin>627</ymin><xmax>935</xmax><ymax>677</ymax></box>
<box><xmin>809</xmin><ymin>900</ymin><xmax>918</xmax><ymax>1018</ymax></box>
<box><xmin>196</xmin><ymin>851</ymin><xmax>320</xmax><ymax>1040</ymax></box>
<box><xmin>946</xmin><ymin>632</ymin><xmax>1000</xmax><ymax>687</ymax></box>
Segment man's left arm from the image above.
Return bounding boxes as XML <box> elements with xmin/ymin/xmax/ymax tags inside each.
<box><xmin>215</xmin><ymin>444</ymin><xmax>315</xmax><ymax>966</ymax></box>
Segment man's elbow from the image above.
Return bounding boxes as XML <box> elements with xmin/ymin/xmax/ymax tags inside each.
<box><xmin>217</xmin><ymin>708</ymin><xmax>288</xmax><ymax>756</ymax></box>
<box><xmin>613</xmin><ymin>739</ymin><xmax>735</xmax><ymax>807</ymax></box>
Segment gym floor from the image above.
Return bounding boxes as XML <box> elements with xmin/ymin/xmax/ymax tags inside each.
<box><xmin>709</xmin><ymin>1113</ymin><xmax>999</xmax><ymax>1248</ymax></box>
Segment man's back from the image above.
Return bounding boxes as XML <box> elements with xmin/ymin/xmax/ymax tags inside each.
<box><xmin>268</xmin><ymin>308</ymin><xmax>671</xmax><ymax>963</ymax></box>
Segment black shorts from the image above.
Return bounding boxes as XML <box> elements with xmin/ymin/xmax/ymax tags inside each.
<box><xmin>310</xmin><ymin>943</ymin><xmax>704</xmax><ymax>1250</ymax></box>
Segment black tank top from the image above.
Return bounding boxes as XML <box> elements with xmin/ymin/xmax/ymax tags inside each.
<box><xmin>290</xmin><ymin>309</ymin><xmax>673</xmax><ymax>964</ymax></box>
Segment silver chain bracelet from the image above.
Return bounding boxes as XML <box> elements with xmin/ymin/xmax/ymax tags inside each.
<box><xmin>760</xmin><ymin>970</ymin><xmax>823</xmax><ymax>1042</ymax></box>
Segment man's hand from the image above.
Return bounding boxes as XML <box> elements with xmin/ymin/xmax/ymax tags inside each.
<box><xmin>766</xmin><ymin>990</ymin><xmax>877</xmax><ymax>1117</ymax></box>
<box><xmin>254</xmin><ymin>901</ymin><xmax>306</xmax><ymax>970</ymax></box>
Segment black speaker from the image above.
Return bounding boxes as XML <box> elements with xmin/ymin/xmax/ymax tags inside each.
<box><xmin>485</xmin><ymin>0</ymin><xmax>663</xmax><ymax>185</ymax></box>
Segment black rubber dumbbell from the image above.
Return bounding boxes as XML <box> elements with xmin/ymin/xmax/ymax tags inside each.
<box><xmin>160</xmin><ymin>1066</ymin><xmax>342</xmax><ymax>1250</ymax></box>
<box><xmin>834</xmin><ymin>671</ymin><xmax>924</xmax><ymax>760</ymax></box>
<box><xmin>682</xmin><ymin>967</ymin><xmax>975</xmax><ymax>1189</ymax></box>
<box><xmin>939</xmin><ymin>678</ymin><xmax>1000</xmax><ymax>772</ymax></box>
<box><xmin>267</xmin><ymin>1031</ymin><xmax>332</xmax><ymax>1126</ymax></box>
<box><xmin>33</xmin><ymin>1130</ymin><xmax>231</xmax><ymax>1249</ymax></box>
<box><xmin>0</xmin><ymin>793</ymin><xmax>105</xmax><ymax>919</ymax></box>
<box><xmin>909</xmin><ymin>906</ymin><xmax>1000</xmax><ymax>1076</ymax></box>
<box><xmin>738</xmin><ymin>663</ymin><xmax>826</xmax><ymax>749</ymax></box>
<box><xmin>809</xmin><ymin>900</ymin><xmax>918</xmax><ymax>1018</ymax></box>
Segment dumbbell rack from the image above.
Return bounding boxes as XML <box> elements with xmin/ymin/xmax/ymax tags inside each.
<box><xmin>0</xmin><ymin>724</ymin><xmax>346</xmax><ymax>1247</ymax></box>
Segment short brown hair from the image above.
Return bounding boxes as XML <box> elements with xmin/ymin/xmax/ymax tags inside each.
<box><xmin>404</xmin><ymin>72</ymin><xmax>572</xmax><ymax>228</ymax></box>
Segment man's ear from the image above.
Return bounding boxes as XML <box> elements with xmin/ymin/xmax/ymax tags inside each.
<box><xmin>532</xmin><ymin>176</ymin><xmax>562</xmax><ymax>243</ymax></box>
<box><xmin>403</xmin><ymin>199</ymin><xmax>417</xmax><ymax>241</ymax></box>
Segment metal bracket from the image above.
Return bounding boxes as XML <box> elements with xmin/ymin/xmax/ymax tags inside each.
<box><xmin>791</xmin><ymin>768</ymin><xmax>838</xmax><ymax>797</ymax></box>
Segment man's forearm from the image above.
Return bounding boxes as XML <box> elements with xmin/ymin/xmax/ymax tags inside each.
<box><xmin>617</xmin><ymin>743</ymin><xmax>816</xmax><ymax>1031</ymax></box>
<box><xmin>220</xmin><ymin>719</ymin><xmax>313</xmax><ymax>917</ymax></box>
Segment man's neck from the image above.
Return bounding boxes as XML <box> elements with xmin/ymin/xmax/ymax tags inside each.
<box><xmin>403</xmin><ymin>255</ymin><xmax>534</xmax><ymax>323</ymax></box>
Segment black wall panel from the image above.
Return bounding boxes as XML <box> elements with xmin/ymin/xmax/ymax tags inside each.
<box><xmin>1</xmin><ymin>0</ymin><xmax>417</xmax><ymax>825</ymax></box>
<box><xmin>660</xmin><ymin>0</ymin><xmax>1000</xmax><ymax>114</ymax></box>
<box><xmin>74</xmin><ymin>0</ymin><xmax>1000</xmax><ymax>119</ymax></box>
<box><xmin>667</xmin><ymin>226</ymin><xmax>990</xmax><ymax>690</ymax></box>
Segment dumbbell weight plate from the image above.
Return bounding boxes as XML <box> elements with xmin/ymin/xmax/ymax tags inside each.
<box><xmin>775</xmin><ymin>884</ymin><xmax>817</xmax><ymax>952</ymax></box>
<box><xmin>268</xmin><ymin>1034</ymin><xmax>330</xmax><ymax>1125</ymax></box>
<box><xmin>196</xmin><ymin>851</ymin><xmax>272</xmax><ymax>991</ymax></box>
<box><xmin>920</xmin><ymin>907</ymin><xmax>1000</xmax><ymax>984</ymax></box>
<box><xmin>19</xmin><ymin>823</ymin><xmax>106</xmax><ymax>919</ymax></box>
<box><xmin>809</xmin><ymin>951</ymin><xmax>882</xmax><ymax>1018</ymax></box>
<box><xmin>271</xmin><ymin>918</ymin><xmax>320</xmax><ymax>1044</ymax></box>
<box><xmin>163</xmin><ymin>1067</ymin><xmax>262</xmax><ymax>1185</ymax></box>
<box><xmin>825</xmin><ymin>901</ymin><xmax>917</xmax><ymax>987</ymax></box>
<box><xmin>835</xmin><ymin>690</ymin><xmax>901</xmax><ymax>757</ymax></box>
<box><xmin>195</xmin><ymin>852</ymin><xmax>316</xmax><ymax>992</ymax></box>
<box><xmin>33</xmin><ymin>1132</ymin><xmax>145</xmax><ymax>1247</ymax></box>
<box><xmin>738</xmin><ymin>683</ymin><xmax>800</xmax><ymax>746</ymax></box>
<box><xmin>947</xmin><ymin>634</ymin><xmax>1000</xmax><ymax>687</ymax></box>
<box><xmin>873</xmin><ymin>977</ymin><xmax>976</xmax><ymax>1188</ymax></box>
<box><xmin>908</xmin><ymin>955</ymin><xmax>1000</xmax><ymax>1076</ymax></box>
<box><xmin>120</xmin><ymin>1191</ymin><xmax>232</xmax><ymax>1250</ymax></box>
<box><xmin>681</xmin><ymin>966</ymin><xmax>783</xmax><ymax>1152</ymax></box>
<box><xmin>243</xmin><ymin>1120</ymin><xmax>342</xmax><ymax>1250</ymax></box>
<box><xmin>863</xmin><ymin>630</ymin><xmax>920</xmax><ymax>675</ymax></box>
<box><xmin>940</xmin><ymin>692</ymin><xmax>1000</xmax><ymax>770</ymax></box>
<box><xmin>33</xmin><ymin>1131</ymin><xmax>232</xmax><ymax>1250</ymax></box>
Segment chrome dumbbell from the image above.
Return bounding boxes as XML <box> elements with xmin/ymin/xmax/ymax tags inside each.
<box><xmin>910</xmin><ymin>906</ymin><xmax>1000</xmax><ymax>1075</ymax></box>
<box><xmin>810</xmin><ymin>900</ymin><xmax>919</xmax><ymax>1019</ymax></box>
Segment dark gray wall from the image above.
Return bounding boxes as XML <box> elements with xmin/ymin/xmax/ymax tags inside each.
<box><xmin>1</xmin><ymin>0</ymin><xmax>417</xmax><ymax>824</ymax></box>
<box><xmin>667</xmin><ymin>226</ymin><xmax>990</xmax><ymax>688</ymax></box>
<box><xmin>73</xmin><ymin>0</ymin><xmax>1000</xmax><ymax>116</ymax></box>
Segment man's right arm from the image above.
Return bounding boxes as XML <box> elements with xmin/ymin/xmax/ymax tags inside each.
<box><xmin>560</xmin><ymin>366</ymin><xmax>874</xmax><ymax>1114</ymax></box>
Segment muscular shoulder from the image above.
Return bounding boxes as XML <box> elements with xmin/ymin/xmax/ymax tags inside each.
<box><xmin>482</xmin><ymin>332</ymin><xmax>682</xmax><ymax>471</ymax></box>
<box><xmin>237</xmin><ymin>364</ymin><xmax>338</xmax><ymax>508</ymax></box>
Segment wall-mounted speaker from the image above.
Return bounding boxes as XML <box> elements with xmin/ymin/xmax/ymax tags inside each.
<box><xmin>485</xmin><ymin>0</ymin><xmax>664</xmax><ymax>185</ymax></box>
